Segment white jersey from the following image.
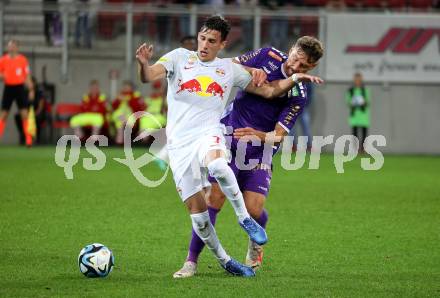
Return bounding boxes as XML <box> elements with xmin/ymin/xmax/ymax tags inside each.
<box><xmin>156</xmin><ymin>48</ymin><xmax>252</xmax><ymax>150</ymax></box>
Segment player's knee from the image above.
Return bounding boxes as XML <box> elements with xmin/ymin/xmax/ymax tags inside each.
<box><xmin>207</xmin><ymin>158</ymin><xmax>229</xmax><ymax>179</ymax></box>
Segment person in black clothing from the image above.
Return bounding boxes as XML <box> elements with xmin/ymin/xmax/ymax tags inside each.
<box><xmin>15</xmin><ymin>77</ymin><xmax>46</xmax><ymax>145</ymax></box>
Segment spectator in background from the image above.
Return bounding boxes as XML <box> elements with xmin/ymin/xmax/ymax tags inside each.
<box><xmin>139</xmin><ymin>80</ymin><xmax>166</xmax><ymax>135</ymax></box>
<box><xmin>43</xmin><ymin>0</ymin><xmax>58</xmax><ymax>46</ymax></box>
<box><xmin>238</xmin><ymin>0</ymin><xmax>257</xmax><ymax>52</ymax></box>
<box><xmin>262</xmin><ymin>0</ymin><xmax>289</xmax><ymax>52</ymax></box>
<box><xmin>155</xmin><ymin>0</ymin><xmax>173</xmax><ymax>53</ymax></box>
<box><xmin>0</xmin><ymin>39</ymin><xmax>34</xmax><ymax>146</ymax></box>
<box><xmin>326</xmin><ymin>0</ymin><xmax>346</xmax><ymax>10</ymax></box>
<box><xmin>180</xmin><ymin>35</ymin><xmax>197</xmax><ymax>51</ymax></box>
<box><xmin>75</xmin><ymin>0</ymin><xmax>92</xmax><ymax>48</ymax></box>
<box><xmin>70</xmin><ymin>80</ymin><xmax>107</xmax><ymax>141</ymax></box>
<box><xmin>175</xmin><ymin>0</ymin><xmax>193</xmax><ymax>38</ymax></box>
<box><xmin>346</xmin><ymin>72</ymin><xmax>370</xmax><ymax>152</ymax></box>
<box><xmin>15</xmin><ymin>77</ymin><xmax>46</xmax><ymax>145</ymax></box>
<box><xmin>111</xmin><ymin>81</ymin><xmax>145</xmax><ymax>145</ymax></box>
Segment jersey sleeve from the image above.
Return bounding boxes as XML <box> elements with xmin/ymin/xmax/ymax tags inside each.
<box><xmin>231</xmin><ymin>61</ymin><xmax>252</xmax><ymax>89</ymax></box>
<box><xmin>235</xmin><ymin>48</ymin><xmax>269</xmax><ymax>67</ymax></box>
<box><xmin>277</xmin><ymin>82</ymin><xmax>308</xmax><ymax>133</ymax></box>
<box><xmin>0</xmin><ymin>57</ymin><xmax>4</xmax><ymax>74</ymax></box>
<box><xmin>155</xmin><ymin>48</ymin><xmax>182</xmax><ymax>77</ymax></box>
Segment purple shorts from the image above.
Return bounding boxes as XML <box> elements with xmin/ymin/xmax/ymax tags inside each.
<box><xmin>208</xmin><ymin>154</ymin><xmax>273</xmax><ymax>197</ymax></box>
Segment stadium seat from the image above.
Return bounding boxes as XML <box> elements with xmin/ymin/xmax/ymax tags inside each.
<box><xmin>408</xmin><ymin>0</ymin><xmax>433</xmax><ymax>9</ymax></box>
<box><xmin>299</xmin><ymin>16</ymin><xmax>319</xmax><ymax>37</ymax></box>
<box><xmin>386</xmin><ymin>0</ymin><xmax>406</xmax><ymax>9</ymax></box>
<box><xmin>363</xmin><ymin>0</ymin><xmax>387</xmax><ymax>8</ymax></box>
<box><xmin>344</xmin><ymin>0</ymin><xmax>363</xmax><ymax>7</ymax></box>
<box><xmin>53</xmin><ymin>103</ymin><xmax>82</xmax><ymax>129</ymax></box>
<box><xmin>303</xmin><ymin>0</ymin><xmax>328</xmax><ymax>7</ymax></box>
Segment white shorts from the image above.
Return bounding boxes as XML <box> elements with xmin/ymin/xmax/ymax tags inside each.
<box><xmin>168</xmin><ymin>129</ymin><xmax>229</xmax><ymax>201</ymax></box>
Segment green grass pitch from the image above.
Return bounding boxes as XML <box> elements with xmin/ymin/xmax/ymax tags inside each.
<box><xmin>0</xmin><ymin>146</ymin><xmax>439</xmax><ymax>297</ymax></box>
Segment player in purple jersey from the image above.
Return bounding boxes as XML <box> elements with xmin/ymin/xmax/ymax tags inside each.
<box><xmin>173</xmin><ymin>36</ymin><xmax>325</xmax><ymax>278</ymax></box>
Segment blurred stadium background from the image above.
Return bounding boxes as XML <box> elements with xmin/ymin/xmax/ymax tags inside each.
<box><xmin>0</xmin><ymin>0</ymin><xmax>439</xmax><ymax>153</ymax></box>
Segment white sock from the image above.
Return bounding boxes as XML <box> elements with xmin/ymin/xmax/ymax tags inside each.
<box><xmin>207</xmin><ymin>158</ymin><xmax>250</xmax><ymax>223</ymax></box>
<box><xmin>190</xmin><ymin>211</ymin><xmax>231</xmax><ymax>266</ymax></box>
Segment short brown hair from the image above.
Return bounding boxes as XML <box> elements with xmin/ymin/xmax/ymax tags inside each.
<box><xmin>200</xmin><ymin>15</ymin><xmax>231</xmax><ymax>41</ymax></box>
<box><xmin>294</xmin><ymin>36</ymin><xmax>324</xmax><ymax>64</ymax></box>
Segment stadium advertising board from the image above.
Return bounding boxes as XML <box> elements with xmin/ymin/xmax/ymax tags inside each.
<box><xmin>324</xmin><ymin>13</ymin><xmax>440</xmax><ymax>83</ymax></box>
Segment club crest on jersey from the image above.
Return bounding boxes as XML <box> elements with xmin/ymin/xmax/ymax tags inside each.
<box><xmin>215</xmin><ymin>68</ymin><xmax>225</xmax><ymax>77</ymax></box>
<box><xmin>187</xmin><ymin>55</ymin><xmax>197</xmax><ymax>65</ymax></box>
<box><xmin>176</xmin><ymin>75</ymin><xmax>226</xmax><ymax>100</ymax></box>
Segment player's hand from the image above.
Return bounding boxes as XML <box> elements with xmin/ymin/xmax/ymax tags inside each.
<box><xmin>136</xmin><ymin>43</ymin><xmax>154</xmax><ymax>65</ymax></box>
<box><xmin>233</xmin><ymin>127</ymin><xmax>266</xmax><ymax>142</ymax></box>
<box><xmin>250</xmin><ymin>68</ymin><xmax>267</xmax><ymax>87</ymax></box>
<box><xmin>295</xmin><ymin>73</ymin><xmax>324</xmax><ymax>84</ymax></box>
<box><xmin>28</xmin><ymin>90</ymin><xmax>35</xmax><ymax>101</ymax></box>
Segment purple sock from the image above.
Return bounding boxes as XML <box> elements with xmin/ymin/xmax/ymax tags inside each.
<box><xmin>186</xmin><ymin>206</ymin><xmax>220</xmax><ymax>263</ymax></box>
<box><xmin>254</xmin><ymin>209</ymin><xmax>268</xmax><ymax>229</ymax></box>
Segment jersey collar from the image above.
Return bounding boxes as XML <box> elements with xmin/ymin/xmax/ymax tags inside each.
<box><xmin>280</xmin><ymin>62</ymin><xmax>288</xmax><ymax>79</ymax></box>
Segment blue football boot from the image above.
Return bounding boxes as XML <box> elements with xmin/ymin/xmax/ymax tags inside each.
<box><xmin>222</xmin><ymin>258</ymin><xmax>255</xmax><ymax>277</ymax></box>
<box><xmin>239</xmin><ymin>217</ymin><xmax>268</xmax><ymax>245</ymax></box>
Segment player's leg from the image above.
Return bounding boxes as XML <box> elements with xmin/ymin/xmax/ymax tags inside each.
<box><xmin>243</xmin><ymin>191</ymin><xmax>268</xmax><ymax>270</ymax></box>
<box><xmin>174</xmin><ymin>166</ymin><xmax>254</xmax><ymax>278</ymax></box>
<box><xmin>0</xmin><ymin>86</ymin><xmax>14</xmax><ymax>138</ymax></box>
<box><xmin>0</xmin><ymin>110</ymin><xmax>9</xmax><ymax>138</ymax></box>
<box><xmin>361</xmin><ymin>126</ymin><xmax>368</xmax><ymax>152</ymax></box>
<box><xmin>204</xmin><ymin>149</ymin><xmax>267</xmax><ymax>245</ymax></box>
<box><xmin>184</xmin><ymin>183</ymin><xmax>226</xmax><ymax>267</ymax></box>
<box><xmin>238</xmin><ymin>165</ymin><xmax>272</xmax><ymax>270</ymax></box>
<box><xmin>16</xmin><ymin>86</ymin><xmax>32</xmax><ymax>146</ymax></box>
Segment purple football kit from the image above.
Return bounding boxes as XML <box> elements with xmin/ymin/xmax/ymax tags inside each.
<box><xmin>208</xmin><ymin>47</ymin><xmax>308</xmax><ymax>197</ymax></box>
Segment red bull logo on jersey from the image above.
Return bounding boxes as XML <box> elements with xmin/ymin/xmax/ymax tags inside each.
<box><xmin>176</xmin><ymin>75</ymin><xmax>226</xmax><ymax>100</ymax></box>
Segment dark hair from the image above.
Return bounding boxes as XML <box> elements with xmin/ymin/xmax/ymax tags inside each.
<box><xmin>122</xmin><ymin>80</ymin><xmax>134</xmax><ymax>88</ymax></box>
<box><xmin>89</xmin><ymin>79</ymin><xmax>99</xmax><ymax>86</ymax></box>
<box><xmin>294</xmin><ymin>36</ymin><xmax>324</xmax><ymax>64</ymax></box>
<box><xmin>180</xmin><ymin>35</ymin><xmax>196</xmax><ymax>44</ymax></box>
<box><xmin>199</xmin><ymin>15</ymin><xmax>231</xmax><ymax>41</ymax></box>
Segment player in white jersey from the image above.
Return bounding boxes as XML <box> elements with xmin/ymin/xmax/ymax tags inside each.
<box><xmin>136</xmin><ymin>15</ymin><xmax>323</xmax><ymax>278</ymax></box>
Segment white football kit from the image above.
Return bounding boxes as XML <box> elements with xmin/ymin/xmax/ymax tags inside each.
<box><xmin>157</xmin><ymin>48</ymin><xmax>252</xmax><ymax>201</ymax></box>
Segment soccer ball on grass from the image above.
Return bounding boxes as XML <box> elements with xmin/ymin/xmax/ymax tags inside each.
<box><xmin>78</xmin><ymin>243</ymin><xmax>114</xmax><ymax>278</ymax></box>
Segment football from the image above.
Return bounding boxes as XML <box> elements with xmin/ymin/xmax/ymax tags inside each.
<box><xmin>78</xmin><ymin>243</ymin><xmax>114</xmax><ymax>278</ymax></box>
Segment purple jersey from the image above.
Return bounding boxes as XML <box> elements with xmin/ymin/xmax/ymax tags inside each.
<box><xmin>223</xmin><ymin>47</ymin><xmax>308</xmax><ymax>134</ymax></box>
<box><xmin>209</xmin><ymin>48</ymin><xmax>309</xmax><ymax>197</ymax></box>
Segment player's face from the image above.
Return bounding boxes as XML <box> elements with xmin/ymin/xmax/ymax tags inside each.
<box><xmin>354</xmin><ymin>74</ymin><xmax>363</xmax><ymax>86</ymax></box>
<box><xmin>197</xmin><ymin>29</ymin><xmax>226</xmax><ymax>62</ymax></box>
<box><xmin>90</xmin><ymin>83</ymin><xmax>100</xmax><ymax>95</ymax></box>
<box><xmin>284</xmin><ymin>48</ymin><xmax>317</xmax><ymax>76</ymax></box>
<box><xmin>7</xmin><ymin>41</ymin><xmax>18</xmax><ymax>54</ymax></box>
<box><xmin>122</xmin><ymin>83</ymin><xmax>133</xmax><ymax>93</ymax></box>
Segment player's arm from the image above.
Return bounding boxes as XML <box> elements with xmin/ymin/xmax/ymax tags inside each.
<box><xmin>245</xmin><ymin>73</ymin><xmax>323</xmax><ymax>99</ymax></box>
<box><xmin>136</xmin><ymin>43</ymin><xmax>167</xmax><ymax>83</ymax></box>
<box><xmin>233</xmin><ymin>59</ymin><xmax>267</xmax><ymax>87</ymax></box>
<box><xmin>233</xmin><ymin>123</ymin><xmax>288</xmax><ymax>145</ymax></box>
